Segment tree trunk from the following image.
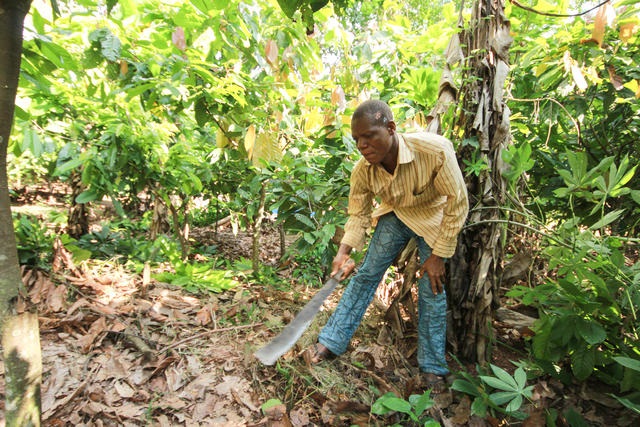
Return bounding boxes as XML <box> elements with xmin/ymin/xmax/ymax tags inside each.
<box><xmin>67</xmin><ymin>171</ymin><xmax>89</xmax><ymax>238</ymax></box>
<box><xmin>1</xmin><ymin>0</ymin><xmax>42</xmax><ymax>424</ymax></box>
<box><xmin>447</xmin><ymin>0</ymin><xmax>513</xmax><ymax>363</ymax></box>
<box><xmin>252</xmin><ymin>181</ymin><xmax>267</xmax><ymax>273</ymax></box>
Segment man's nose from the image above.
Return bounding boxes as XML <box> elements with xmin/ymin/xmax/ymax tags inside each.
<box><xmin>357</xmin><ymin>138</ymin><xmax>368</xmax><ymax>149</ymax></box>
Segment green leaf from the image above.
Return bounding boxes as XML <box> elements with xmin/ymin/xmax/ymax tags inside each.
<box><xmin>589</xmin><ymin>209</ymin><xmax>625</xmax><ymax>230</ymax></box>
<box><xmin>576</xmin><ymin>319</ymin><xmax>607</xmax><ymax>345</ymax></box>
<box><xmin>75</xmin><ymin>190</ymin><xmax>100</xmax><ymax>204</ymax></box>
<box><xmin>614</xmin><ymin>357</ymin><xmax>640</xmax><ymax>372</ymax></box>
<box><xmin>480</xmin><ymin>375</ymin><xmax>512</xmax><ymax>391</ymax></box>
<box><xmin>489</xmin><ymin>391</ymin><xmax>519</xmax><ymax>405</ymax></box>
<box><xmin>611</xmin><ymin>395</ymin><xmax>640</xmax><ymax>414</ymax></box>
<box><xmin>276</xmin><ymin>0</ymin><xmax>305</xmax><ymax>18</ymax></box>
<box><xmin>409</xmin><ymin>391</ymin><xmax>434</xmax><ymax>417</ymax></box>
<box><xmin>371</xmin><ymin>392</ymin><xmax>403</xmax><ymax>415</ymax></box>
<box><xmin>490</xmin><ymin>364</ymin><xmax>519</xmax><ymax>389</ymax></box>
<box><xmin>571</xmin><ymin>346</ymin><xmax>595</xmax><ymax>380</ymax></box>
<box><xmin>564</xmin><ymin>407</ymin><xmax>590</xmax><ymax>427</ymax></box>
<box><xmin>450</xmin><ymin>379</ymin><xmax>482</xmax><ymax>397</ymax></box>
<box><xmin>504</xmin><ymin>394</ymin><xmax>523</xmax><ymax>413</ymax></box>
<box><xmin>513</xmin><ymin>367</ymin><xmax>528</xmax><ymax>389</ymax></box>
<box><xmin>65</xmin><ymin>244</ymin><xmax>93</xmax><ymax>262</ymax></box>
<box><xmin>294</xmin><ymin>213</ymin><xmax>316</xmax><ymax>229</ymax></box>
<box><xmin>470</xmin><ymin>397</ymin><xmax>488</xmax><ymax>417</ymax></box>
<box><xmin>261</xmin><ymin>398</ymin><xmax>283</xmax><ymax>413</ymax></box>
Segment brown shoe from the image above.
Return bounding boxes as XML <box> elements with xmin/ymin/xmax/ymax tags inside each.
<box><xmin>421</xmin><ymin>373</ymin><xmax>447</xmax><ymax>394</ymax></box>
<box><xmin>303</xmin><ymin>343</ymin><xmax>336</xmax><ymax>366</ymax></box>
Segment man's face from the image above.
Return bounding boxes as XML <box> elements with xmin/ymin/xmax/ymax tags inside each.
<box><xmin>351</xmin><ymin>115</ymin><xmax>395</xmax><ymax>165</ymax></box>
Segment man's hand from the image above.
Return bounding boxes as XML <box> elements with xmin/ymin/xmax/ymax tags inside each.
<box><xmin>418</xmin><ymin>254</ymin><xmax>446</xmax><ymax>295</ymax></box>
<box><xmin>331</xmin><ymin>244</ymin><xmax>355</xmax><ymax>279</ymax></box>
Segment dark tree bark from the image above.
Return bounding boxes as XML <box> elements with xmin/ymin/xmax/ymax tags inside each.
<box><xmin>447</xmin><ymin>0</ymin><xmax>513</xmax><ymax>363</ymax></box>
<box><xmin>67</xmin><ymin>171</ymin><xmax>89</xmax><ymax>238</ymax></box>
<box><xmin>0</xmin><ymin>0</ymin><xmax>42</xmax><ymax>424</ymax></box>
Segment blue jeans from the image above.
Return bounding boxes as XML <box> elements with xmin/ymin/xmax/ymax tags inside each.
<box><xmin>319</xmin><ymin>212</ymin><xmax>449</xmax><ymax>375</ymax></box>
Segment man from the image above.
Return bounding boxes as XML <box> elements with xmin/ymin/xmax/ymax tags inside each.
<box><xmin>305</xmin><ymin>99</ymin><xmax>468</xmax><ymax>392</ymax></box>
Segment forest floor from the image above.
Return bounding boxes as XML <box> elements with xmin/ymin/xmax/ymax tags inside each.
<box><xmin>2</xmin><ymin>188</ymin><xmax>639</xmax><ymax>426</ymax></box>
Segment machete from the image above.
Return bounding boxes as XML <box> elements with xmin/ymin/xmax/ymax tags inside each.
<box><xmin>254</xmin><ymin>262</ymin><xmax>353</xmax><ymax>365</ymax></box>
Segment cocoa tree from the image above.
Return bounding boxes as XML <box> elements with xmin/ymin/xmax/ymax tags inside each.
<box><xmin>0</xmin><ymin>0</ymin><xmax>42</xmax><ymax>424</ymax></box>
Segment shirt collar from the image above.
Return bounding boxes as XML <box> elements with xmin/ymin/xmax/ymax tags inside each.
<box><xmin>397</xmin><ymin>133</ymin><xmax>414</xmax><ymax>165</ymax></box>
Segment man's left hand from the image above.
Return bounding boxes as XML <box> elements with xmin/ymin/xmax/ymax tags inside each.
<box><xmin>418</xmin><ymin>254</ymin><xmax>446</xmax><ymax>295</ymax></box>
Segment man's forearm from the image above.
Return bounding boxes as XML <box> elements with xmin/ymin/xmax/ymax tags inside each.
<box><xmin>337</xmin><ymin>243</ymin><xmax>353</xmax><ymax>257</ymax></box>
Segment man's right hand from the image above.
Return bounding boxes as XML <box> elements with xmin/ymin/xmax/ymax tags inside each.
<box><xmin>331</xmin><ymin>244</ymin><xmax>355</xmax><ymax>279</ymax></box>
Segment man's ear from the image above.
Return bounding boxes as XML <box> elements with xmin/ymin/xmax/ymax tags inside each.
<box><xmin>387</xmin><ymin>120</ymin><xmax>397</xmax><ymax>134</ymax></box>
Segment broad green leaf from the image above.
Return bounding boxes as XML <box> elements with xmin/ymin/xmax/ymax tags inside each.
<box><xmin>380</xmin><ymin>396</ymin><xmax>412</xmax><ymax>414</ymax></box>
<box><xmin>571</xmin><ymin>346</ymin><xmax>595</xmax><ymax>380</ymax></box>
<box><xmin>470</xmin><ymin>397</ymin><xmax>488</xmax><ymax>417</ymax></box>
<box><xmin>38</xmin><ymin>41</ymin><xmax>76</xmax><ymax>70</ymax></box>
<box><xmin>21</xmin><ymin>128</ymin><xmax>43</xmax><ymax>157</ymax></box>
<box><xmin>589</xmin><ymin>209</ymin><xmax>625</xmax><ymax>230</ymax></box>
<box><xmin>576</xmin><ymin>319</ymin><xmax>607</xmax><ymax>345</ymax></box>
<box><xmin>64</xmin><ymin>244</ymin><xmax>93</xmax><ymax>262</ymax></box>
<box><xmin>450</xmin><ymin>379</ymin><xmax>481</xmax><ymax>397</ymax></box>
<box><xmin>116</xmin><ymin>0</ymin><xmax>138</xmax><ymax>17</ymax></box>
<box><xmin>408</xmin><ymin>391</ymin><xmax>434</xmax><ymax>417</ymax></box>
<box><xmin>371</xmin><ymin>392</ymin><xmax>402</xmax><ymax>415</ymax></box>
<box><xmin>611</xmin><ymin>395</ymin><xmax>640</xmax><ymax>414</ymax></box>
<box><xmin>480</xmin><ymin>375</ymin><xmax>513</xmax><ymax>392</ymax></box>
<box><xmin>261</xmin><ymin>398</ymin><xmax>283</xmax><ymax>413</ymax></box>
<box><xmin>566</xmin><ymin>151</ymin><xmax>587</xmax><ymax>182</ymax></box>
<box><xmin>294</xmin><ymin>213</ymin><xmax>315</xmax><ymax>229</ymax></box>
<box><xmin>489</xmin><ymin>391</ymin><xmax>519</xmax><ymax>405</ymax></box>
<box><xmin>75</xmin><ymin>190</ymin><xmax>100</xmax><ymax>204</ymax></box>
<box><xmin>302</xmin><ymin>232</ymin><xmax>315</xmax><ymax>245</ymax></box>
<box><xmin>490</xmin><ymin>364</ymin><xmax>519</xmax><ymax>389</ymax></box>
<box><xmin>564</xmin><ymin>407</ymin><xmax>590</xmax><ymax>427</ymax></box>
<box><xmin>513</xmin><ymin>367</ymin><xmax>527</xmax><ymax>389</ymax></box>
<box><xmin>504</xmin><ymin>394</ymin><xmax>523</xmax><ymax>413</ymax></box>
<box><xmin>614</xmin><ymin>357</ymin><xmax>640</xmax><ymax>372</ymax></box>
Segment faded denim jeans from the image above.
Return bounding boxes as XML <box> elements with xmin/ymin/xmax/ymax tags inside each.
<box><xmin>318</xmin><ymin>212</ymin><xmax>449</xmax><ymax>375</ymax></box>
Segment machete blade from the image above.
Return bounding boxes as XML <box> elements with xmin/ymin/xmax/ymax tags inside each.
<box><xmin>254</xmin><ymin>268</ymin><xmax>346</xmax><ymax>365</ymax></box>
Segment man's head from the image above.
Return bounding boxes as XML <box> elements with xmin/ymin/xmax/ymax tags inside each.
<box><xmin>351</xmin><ymin>100</ymin><xmax>397</xmax><ymax>167</ymax></box>
<box><xmin>352</xmin><ymin>99</ymin><xmax>394</xmax><ymax>127</ymax></box>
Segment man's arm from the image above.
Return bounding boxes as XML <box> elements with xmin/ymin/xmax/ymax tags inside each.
<box><xmin>340</xmin><ymin>162</ymin><xmax>374</xmax><ymax>252</ymax></box>
<box><xmin>430</xmin><ymin>146</ymin><xmax>469</xmax><ymax>257</ymax></box>
<box><xmin>420</xmin><ymin>141</ymin><xmax>469</xmax><ymax>294</ymax></box>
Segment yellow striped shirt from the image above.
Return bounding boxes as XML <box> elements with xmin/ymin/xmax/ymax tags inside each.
<box><xmin>341</xmin><ymin>132</ymin><xmax>469</xmax><ymax>258</ymax></box>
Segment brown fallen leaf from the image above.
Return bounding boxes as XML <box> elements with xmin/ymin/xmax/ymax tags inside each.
<box><xmin>289</xmin><ymin>407</ymin><xmax>310</xmax><ymax>427</ymax></box>
<box><xmin>450</xmin><ymin>395</ymin><xmax>472</xmax><ymax>425</ymax></box>
<box><xmin>77</xmin><ymin>316</ymin><xmax>108</xmax><ymax>353</ymax></box>
<box><xmin>196</xmin><ymin>305</ymin><xmax>212</xmax><ymax>325</ymax></box>
<box><xmin>47</xmin><ymin>283</ymin><xmax>68</xmax><ymax>313</ymax></box>
<box><xmin>114</xmin><ymin>380</ymin><xmax>136</xmax><ymax>398</ymax></box>
<box><xmin>263</xmin><ymin>403</ymin><xmax>293</xmax><ymax>427</ymax></box>
<box><xmin>523</xmin><ymin>407</ymin><xmax>547</xmax><ymax>427</ymax></box>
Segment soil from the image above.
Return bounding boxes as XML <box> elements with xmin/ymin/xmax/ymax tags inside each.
<box><xmin>2</xmin><ymin>187</ymin><xmax>639</xmax><ymax>426</ymax></box>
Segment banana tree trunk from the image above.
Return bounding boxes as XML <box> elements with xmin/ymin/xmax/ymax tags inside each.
<box><xmin>447</xmin><ymin>0</ymin><xmax>513</xmax><ymax>363</ymax></box>
<box><xmin>0</xmin><ymin>0</ymin><xmax>42</xmax><ymax>424</ymax></box>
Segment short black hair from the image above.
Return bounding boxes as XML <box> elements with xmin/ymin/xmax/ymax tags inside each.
<box><xmin>352</xmin><ymin>100</ymin><xmax>393</xmax><ymax>127</ymax></box>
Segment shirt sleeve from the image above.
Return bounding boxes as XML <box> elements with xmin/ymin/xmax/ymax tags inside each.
<box><xmin>340</xmin><ymin>162</ymin><xmax>374</xmax><ymax>251</ymax></box>
<box><xmin>431</xmin><ymin>146</ymin><xmax>469</xmax><ymax>257</ymax></box>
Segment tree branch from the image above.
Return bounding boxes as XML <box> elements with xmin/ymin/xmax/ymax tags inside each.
<box><xmin>509</xmin><ymin>0</ymin><xmax>610</xmax><ymax>18</ymax></box>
